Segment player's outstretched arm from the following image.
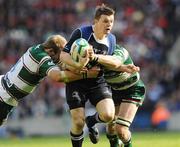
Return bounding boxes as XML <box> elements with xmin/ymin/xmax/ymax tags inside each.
<box><xmin>47</xmin><ymin>67</ymin><xmax>99</xmax><ymax>83</ymax></box>
<box><xmin>89</xmin><ymin>44</ymin><xmax>140</xmax><ymax>74</ymax></box>
<box><xmin>93</xmin><ymin>54</ymin><xmax>122</xmax><ymax>69</ymax></box>
<box><xmin>93</xmin><ymin>53</ymin><xmax>140</xmax><ymax>74</ymax></box>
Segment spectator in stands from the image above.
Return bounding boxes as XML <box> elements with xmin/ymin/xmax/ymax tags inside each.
<box><xmin>151</xmin><ymin>100</ymin><xmax>171</xmax><ymax>130</ymax></box>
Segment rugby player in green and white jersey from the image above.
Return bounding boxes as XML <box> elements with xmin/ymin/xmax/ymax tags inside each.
<box><xmin>0</xmin><ymin>35</ymin><xmax>97</xmax><ymax>126</ymax></box>
<box><xmin>89</xmin><ymin>44</ymin><xmax>145</xmax><ymax>147</ymax></box>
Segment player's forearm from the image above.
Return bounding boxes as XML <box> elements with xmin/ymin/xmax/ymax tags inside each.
<box><xmin>48</xmin><ymin>69</ymin><xmax>82</xmax><ymax>83</ymax></box>
<box><xmin>107</xmin><ymin>64</ymin><xmax>140</xmax><ymax>74</ymax></box>
<box><xmin>48</xmin><ymin>67</ymin><xmax>99</xmax><ymax>83</ymax></box>
<box><xmin>60</xmin><ymin>51</ymin><xmax>82</xmax><ymax>69</ymax></box>
<box><xmin>60</xmin><ymin>69</ymin><xmax>99</xmax><ymax>83</ymax></box>
<box><xmin>58</xmin><ymin>62</ymin><xmax>79</xmax><ymax>73</ymax></box>
<box><xmin>95</xmin><ymin>54</ymin><xmax>122</xmax><ymax>69</ymax></box>
<box><xmin>59</xmin><ymin>71</ymin><xmax>82</xmax><ymax>83</ymax></box>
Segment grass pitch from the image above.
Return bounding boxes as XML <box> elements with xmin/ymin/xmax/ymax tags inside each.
<box><xmin>0</xmin><ymin>132</ymin><xmax>180</xmax><ymax>147</ymax></box>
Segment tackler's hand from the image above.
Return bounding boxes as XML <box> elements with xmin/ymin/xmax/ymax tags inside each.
<box><xmin>76</xmin><ymin>49</ymin><xmax>90</xmax><ymax>69</ymax></box>
<box><xmin>118</xmin><ymin>64</ymin><xmax>140</xmax><ymax>74</ymax></box>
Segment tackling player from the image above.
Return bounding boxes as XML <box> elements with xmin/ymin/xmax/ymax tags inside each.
<box><xmin>0</xmin><ymin>35</ymin><xmax>98</xmax><ymax>126</ymax></box>
<box><xmin>90</xmin><ymin>44</ymin><xmax>145</xmax><ymax>147</ymax></box>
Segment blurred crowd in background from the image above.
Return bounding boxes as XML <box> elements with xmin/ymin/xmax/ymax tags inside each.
<box><xmin>0</xmin><ymin>0</ymin><xmax>180</xmax><ymax>128</ymax></box>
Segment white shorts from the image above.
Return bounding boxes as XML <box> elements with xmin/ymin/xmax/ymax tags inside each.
<box><xmin>0</xmin><ymin>75</ymin><xmax>18</xmax><ymax>106</ymax></box>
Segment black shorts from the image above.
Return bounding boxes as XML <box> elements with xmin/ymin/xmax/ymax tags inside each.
<box><xmin>0</xmin><ymin>99</ymin><xmax>13</xmax><ymax>121</ymax></box>
<box><xmin>66</xmin><ymin>80</ymin><xmax>112</xmax><ymax>110</ymax></box>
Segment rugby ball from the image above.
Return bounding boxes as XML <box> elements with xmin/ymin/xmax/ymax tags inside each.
<box><xmin>70</xmin><ymin>38</ymin><xmax>89</xmax><ymax>62</ymax></box>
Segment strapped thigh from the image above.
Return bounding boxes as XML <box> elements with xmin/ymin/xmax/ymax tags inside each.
<box><xmin>115</xmin><ymin>101</ymin><xmax>139</xmax><ymax>128</ymax></box>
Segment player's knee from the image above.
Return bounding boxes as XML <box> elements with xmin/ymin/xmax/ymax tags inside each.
<box><xmin>96</xmin><ymin>99</ymin><xmax>115</xmax><ymax>122</ymax></box>
<box><xmin>100</xmin><ymin>112</ymin><xmax>114</xmax><ymax>123</ymax></box>
<box><xmin>72</xmin><ymin>116</ymin><xmax>85</xmax><ymax>130</ymax></box>
<box><xmin>116</xmin><ymin>125</ymin><xmax>130</xmax><ymax>142</ymax></box>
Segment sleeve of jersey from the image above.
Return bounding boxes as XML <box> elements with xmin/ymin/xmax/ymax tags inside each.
<box><xmin>112</xmin><ymin>45</ymin><xmax>129</xmax><ymax>63</ymax></box>
<box><xmin>39</xmin><ymin>59</ymin><xmax>58</xmax><ymax>77</ymax></box>
<box><xmin>63</xmin><ymin>28</ymin><xmax>81</xmax><ymax>53</ymax></box>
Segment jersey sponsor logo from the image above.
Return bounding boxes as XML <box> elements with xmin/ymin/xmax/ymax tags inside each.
<box><xmin>47</xmin><ymin>61</ymin><xmax>54</xmax><ymax>66</ymax></box>
<box><xmin>93</xmin><ymin>47</ymin><xmax>107</xmax><ymax>55</ymax></box>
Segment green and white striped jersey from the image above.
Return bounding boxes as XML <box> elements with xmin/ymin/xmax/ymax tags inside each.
<box><xmin>104</xmin><ymin>44</ymin><xmax>140</xmax><ymax>90</ymax></box>
<box><xmin>2</xmin><ymin>44</ymin><xmax>58</xmax><ymax>101</ymax></box>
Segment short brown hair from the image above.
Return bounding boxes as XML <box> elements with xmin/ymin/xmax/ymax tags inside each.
<box><xmin>42</xmin><ymin>35</ymin><xmax>67</xmax><ymax>53</ymax></box>
<box><xmin>94</xmin><ymin>4</ymin><xmax>115</xmax><ymax>20</ymax></box>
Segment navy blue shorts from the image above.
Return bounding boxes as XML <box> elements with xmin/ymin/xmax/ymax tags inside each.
<box><xmin>66</xmin><ymin>81</ymin><xmax>112</xmax><ymax>110</ymax></box>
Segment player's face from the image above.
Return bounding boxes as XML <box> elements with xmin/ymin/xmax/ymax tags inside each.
<box><xmin>45</xmin><ymin>48</ymin><xmax>60</xmax><ymax>63</ymax></box>
<box><xmin>95</xmin><ymin>14</ymin><xmax>114</xmax><ymax>35</ymax></box>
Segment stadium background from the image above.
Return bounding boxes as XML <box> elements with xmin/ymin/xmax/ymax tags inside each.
<box><xmin>0</xmin><ymin>0</ymin><xmax>180</xmax><ymax>145</ymax></box>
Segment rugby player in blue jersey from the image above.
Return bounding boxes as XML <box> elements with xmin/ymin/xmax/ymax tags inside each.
<box><xmin>60</xmin><ymin>4</ymin><xmax>139</xmax><ymax>147</ymax></box>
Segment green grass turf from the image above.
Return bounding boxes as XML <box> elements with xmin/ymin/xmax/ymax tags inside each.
<box><xmin>0</xmin><ymin>132</ymin><xmax>180</xmax><ymax>147</ymax></box>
